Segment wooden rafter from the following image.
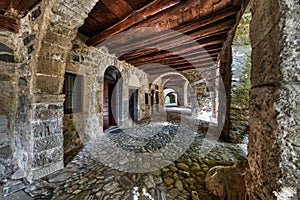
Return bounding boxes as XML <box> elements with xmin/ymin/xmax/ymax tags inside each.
<box><xmin>107</xmin><ymin>7</ymin><xmax>238</xmax><ymax>54</ymax></box>
<box><xmin>111</xmin><ymin>17</ymin><xmax>234</xmax><ymax>58</ymax></box>
<box><xmin>123</xmin><ymin>43</ymin><xmax>222</xmax><ymax>64</ymax></box>
<box><xmin>0</xmin><ymin>14</ymin><xmax>20</xmax><ymax>32</ymax></box>
<box><xmin>86</xmin><ymin>0</ymin><xmax>181</xmax><ymax>46</ymax></box>
<box><xmin>119</xmin><ymin>31</ymin><xmax>228</xmax><ymax>61</ymax></box>
<box><xmin>130</xmin><ymin>53</ymin><xmax>219</xmax><ymax>67</ymax></box>
<box><xmin>126</xmin><ymin>48</ymin><xmax>221</xmax><ymax>65</ymax></box>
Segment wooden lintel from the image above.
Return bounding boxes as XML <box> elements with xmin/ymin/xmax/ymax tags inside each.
<box><xmin>86</xmin><ymin>0</ymin><xmax>181</xmax><ymax>46</ymax></box>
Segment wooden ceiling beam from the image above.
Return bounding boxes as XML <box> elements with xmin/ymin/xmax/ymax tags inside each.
<box><xmin>86</xmin><ymin>0</ymin><xmax>181</xmax><ymax>46</ymax></box>
<box><xmin>113</xmin><ymin>18</ymin><xmax>234</xmax><ymax>58</ymax></box>
<box><xmin>0</xmin><ymin>2</ymin><xmax>10</xmax><ymax>10</ymax></box>
<box><xmin>89</xmin><ymin>1</ymin><xmax>119</xmax><ymax>26</ymax></box>
<box><xmin>130</xmin><ymin>53</ymin><xmax>218</xmax><ymax>67</ymax></box>
<box><xmin>119</xmin><ymin>32</ymin><xmax>228</xmax><ymax>61</ymax></box>
<box><xmin>143</xmin><ymin>64</ymin><xmax>211</xmax><ymax>75</ymax></box>
<box><xmin>123</xmin><ymin>43</ymin><xmax>222</xmax><ymax>64</ymax></box>
<box><xmin>140</xmin><ymin>60</ymin><xmax>216</xmax><ymax>74</ymax></box>
<box><xmin>10</xmin><ymin>0</ymin><xmax>40</xmax><ymax>14</ymax></box>
<box><xmin>101</xmin><ymin>0</ymin><xmax>133</xmax><ymax>19</ymax></box>
<box><xmin>132</xmin><ymin>0</ymin><xmax>235</xmax><ymax>31</ymax></box>
<box><xmin>126</xmin><ymin>48</ymin><xmax>221</xmax><ymax>66</ymax></box>
<box><xmin>0</xmin><ymin>14</ymin><xmax>20</xmax><ymax>32</ymax></box>
<box><xmin>107</xmin><ymin>7</ymin><xmax>238</xmax><ymax>54</ymax></box>
<box><xmin>137</xmin><ymin>57</ymin><xmax>217</xmax><ymax>68</ymax></box>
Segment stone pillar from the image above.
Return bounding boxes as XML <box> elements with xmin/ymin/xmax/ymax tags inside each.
<box><xmin>0</xmin><ymin>33</ymin><xmax>18</xmax><ymax>182</ymax></box>
<box><xmin>17</xmin><ymin>0</ymin><xmax>98</xmax><ymax>182</ymax></box>
<box><xmin>219</xmin><ymin>45</ymin><xmax>232</xmax><ymax>142</ymax></box>
<box><xmin>29</xmin><ymin>95</ymin><xmax>64</xmax><ymax>181</ymax></box>
<box><xmin>246</xmin><ymin>0</ymin><xmax>300</xmax><ymax>198</ymax></box>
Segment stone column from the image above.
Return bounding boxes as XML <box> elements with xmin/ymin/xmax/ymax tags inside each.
<box><xmin>219</xmin><ymin>45</ymin><xmax>232</xmax><ymax>142</ymax></box>
<box><xmin>17</xmin><ymin>0</ymin><xmax>98</xmax><ymax>182</ymax></box>
<box><xmin>29</xmin><ymin>95</ymin><xmax>65</xmax><ymax>181</ymax></box>
<box><xmin>246</xmin><ymin>0</ymin><xmax>300</xmax><ymax>198</ymax></box>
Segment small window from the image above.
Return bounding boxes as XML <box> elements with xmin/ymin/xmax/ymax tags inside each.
<box><xmin>165</xmin><ymin>96</ymin><xmax>170</xmax><ymax>104</ymax></box>
<box><xmin>169</xmin><ymin>94</ymin><xmax>176</xmax><ymax>103</ymax></box>
<box><xmin>63</xmin><ymin>73</ymin><xmax>83</xmax><ymax>114</ymax></box>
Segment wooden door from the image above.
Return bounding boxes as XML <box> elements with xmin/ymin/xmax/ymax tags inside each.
<box><xmin>103</xmin><ymin>80</ymin><xmax>117</xmax><ymax>130</ymax></box>
<box><xmin>108</xmin><ymin>83</ymin><xmax>117</xmax><ymax>126</ymax></box>
<box><xmin>103</xmin><ymin>81</ymin><xmax>110</xmax><ymax>130</ymax></box>
<box><xmin>129</xmin><ymin>89</ymin><xmax>138</xmax><ymax>122</ymax></box>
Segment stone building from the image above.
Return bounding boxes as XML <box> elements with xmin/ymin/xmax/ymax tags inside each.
<box><xmin>0</xmin><ymin>0</ymin><xmax>299</xmax><ymax>199</ymax></box>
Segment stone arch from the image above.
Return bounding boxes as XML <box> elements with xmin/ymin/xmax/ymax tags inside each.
<box><xmin>103</xmin><ymin>66</ymin><xmax>121</xmax><ymax>130</ymax></box>
<box><xmin>33</xmin><ymin>0</ymin><xmax>99</xmax><ymax>94</ymax></box>
<box><xmin>164</xmin><ymin>92</ymin><xmax>178</xmax><ymax>106</ymax></box>
<box><xmin>0</xmin><ymin>42</ymin><xmax>15</xmax><ymax>63</ymax></box>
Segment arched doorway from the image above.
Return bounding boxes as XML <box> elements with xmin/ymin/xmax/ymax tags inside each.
<box><xmin>103</xmin><ymin>66</ymin><xmax>121</xmax><ymax>130</ymax></box>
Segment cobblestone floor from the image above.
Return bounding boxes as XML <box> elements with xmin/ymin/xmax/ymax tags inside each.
<box><xmin>2</xmin><ymin>116</ymin><xmax>247</xmax><ymax>200</ymax></box>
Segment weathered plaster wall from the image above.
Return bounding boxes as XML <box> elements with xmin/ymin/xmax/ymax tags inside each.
<box><xmin>247</xmin><ymin>0</ymin><xmax>300</xmax><ymax>198</ymax></box>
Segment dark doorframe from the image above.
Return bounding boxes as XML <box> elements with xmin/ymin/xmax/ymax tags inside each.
<box><xmin>129</xmin><ymin>89</ymin><xmax>139</xmax><ymax>122</ymax></box>
<box><xmin>103</xmin><ymin>67</ymin><xmax>120</xmax><ymax>131</ymax></box>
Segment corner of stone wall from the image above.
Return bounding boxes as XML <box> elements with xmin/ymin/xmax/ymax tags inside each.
<box><xmin>0</xmin><ymin>31</ymin><xmax>20</xmax><ymax>183</ymax></box>
<box><xmin>247</xmin><ymin>0</ymin><xmax>300</xmax><ymax>198</ymax></box>
<box><xmin>218</xmin><ymin>0</ymin><xmax>250</xmax><ymax>142</ymax></box>
<box><xmin>8</xmin><ymin>0</ymin><xmax>100</xmax><ymax>183</ymax></box>
<box><xmin>275</xmin><ymin>0</ymin><xmax>300</xmax><ymax>198</ymax></box>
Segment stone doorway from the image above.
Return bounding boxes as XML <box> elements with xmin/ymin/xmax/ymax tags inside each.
<box><xmin>129</xmin><ymin>88</ymin><xmax>139</xmax><ymax>122</ymax></box>
<box><xmin>103</xmin><ymin>66</ymin><xmax>120</xmax><ymax>131</ymax></box>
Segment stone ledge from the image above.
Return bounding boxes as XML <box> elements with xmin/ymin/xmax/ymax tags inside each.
<box><xmin>28</xmin><ymin>161</ymin><xmax>63</xmax><ymax>183</ymax></box>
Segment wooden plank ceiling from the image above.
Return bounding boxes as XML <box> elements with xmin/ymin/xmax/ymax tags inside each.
<box><xmin>80</xmin><ymin>0</ymin><xmax>244</xmax><ymax>76</ymax></box>
<box><xmin>0</xmin><ymin>0</ymin><xmax>245</xmax><ymax>79</ymax></box>
<box><xmin>0</xmin><ymin>0</ymin><xmax>41</xmax><ymax>32</ymax></box>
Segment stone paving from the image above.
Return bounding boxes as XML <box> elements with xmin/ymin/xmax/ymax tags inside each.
<box><xmin>1</xmin><ymin>118</ymin><xmax>247</xmax><ymax>200</ymax></box>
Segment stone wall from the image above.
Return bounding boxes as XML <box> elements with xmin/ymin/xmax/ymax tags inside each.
<box><xmin>218</xmin><ymin>0</ymin><xmax>250</xmax><ymax>142</ymax></box>
<box><xmin>0</xmin><ymin>32</ymin><xmax>19</xmax><ymax>182</ymax></box>
<box><xmin>63</xmin><ymin>37</ymin><xmax>155</xmax><ymax>158</ymax></box>
<box><xmin>0</xmin><ymin>4</ymin><xmax>49</xmax><ymax>185</ymax></box>
<box><xmin>0</xmin><ymin>0</ymin><xmax>100</xmax><ymax>183</ymax></box>
<box><xmin>26</xmin><ymin>0</ymin><xmax>98</xmax><ymax>182</ymax></box>
<box><xmin>230</xmin><ymin>6</ymin><xmax>251</xmax><ymax>143</ymax></box>
<box><xmin>247</xmin><ymin>0</ymin><xmax>300</xmax><ymax>198</ymax></box>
